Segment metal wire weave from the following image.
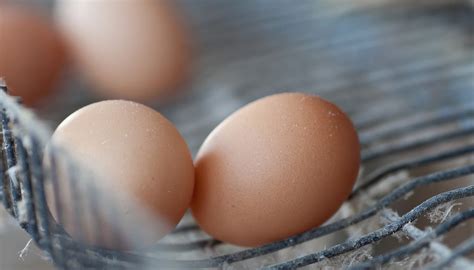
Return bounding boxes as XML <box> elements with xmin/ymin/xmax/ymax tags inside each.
<box><xmin>1</xmin><ymin>0</ymin><xmax>474</xmax><ymax>269</ymax></box>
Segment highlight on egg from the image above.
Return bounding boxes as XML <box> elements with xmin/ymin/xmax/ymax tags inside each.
<box><xmin>0</xmin><ymin>4</ymin><xmax>66</xmax><ymax>106</ymax></box>
<box><xmin>55</xmin><ymin>0</ymin><xmax>191</xmax><ymax>102</ymax></box>
<box><xmin>192</xmin><ymin>92</ymin><xmax>360</xmax><ymax>247</ymax></box>
<box><xmin>45</xmin><ymin>100</ymin><xmax>195</xmax><ymax>250</ymax></box>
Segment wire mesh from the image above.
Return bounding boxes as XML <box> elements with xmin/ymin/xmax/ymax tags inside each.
<box><xmin>0</xmin><ymin>0</ymin><xmax>474</xmax><ymax>269</ymax></box>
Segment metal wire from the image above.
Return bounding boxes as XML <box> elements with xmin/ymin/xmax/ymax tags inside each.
<box><xmin>265</xmin><ymin>186</ymin><xmax>474</xmax><ymax>270</ymax></box>
<box><xmin>0</xmin><ymin>1</ymin><xmax>473</xmax><ymax>269</ymax></box>
<box><xmin>348</xmin><ymin>208</ymin><xmax>474</xmax><ymax>270</ymax></box>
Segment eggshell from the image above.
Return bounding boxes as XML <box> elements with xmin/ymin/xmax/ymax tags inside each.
<box><xmin>47</xmin><ymin>100</ymin><xmax>194</xmax><ymax>249</ymax></box>
<box><xmin>192</xmin><ymin>92</ymin><xmax>360</xmax><ymax>247</ymax></box>
<box><xmin>55</xmin><ymin>0</ymin><xmax>191</xmax><ymax>101</ymax></box>
<box><xmin>0</xmin><ymin>5</ymin><xmax>66</xmax><ymax>105</ymax></box>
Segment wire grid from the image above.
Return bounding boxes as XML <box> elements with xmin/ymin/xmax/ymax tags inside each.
<box><xmin>1</xmin><ymin>0</ymin><xmax>474</xmax><ymax>269</ymax></box>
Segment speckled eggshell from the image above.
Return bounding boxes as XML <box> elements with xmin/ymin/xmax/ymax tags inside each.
<box><xmin>192</xmin><ymin>92</ymin><xmax>360</xmax><ymax>247</ymax></box>
<box><xmin>48</xmin><ymin>100</ymin><xmax>194</xmax><ymax>249</ymax></box>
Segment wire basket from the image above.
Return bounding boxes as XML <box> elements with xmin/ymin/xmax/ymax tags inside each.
<box><xmin>1</xmin><ymin>0</ymin><xmax>474</xmax><ymax>269</ymax></box>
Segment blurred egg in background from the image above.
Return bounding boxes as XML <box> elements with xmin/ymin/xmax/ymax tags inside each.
<box><xmin>55</xmin><ymin>0</ymin><xmax>192</xmax><ymax>102</ymax></box>
<box><xmin>0</xmin><ymin>4</ymin><xmax>66</xmax><ymax>106</ymax></box>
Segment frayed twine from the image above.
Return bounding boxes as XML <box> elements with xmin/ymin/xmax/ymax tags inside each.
<box><xmin>318</xmin><ymin>246</ymin><xmax>373</xmax><ymax>269</ymax></box>
<box><xmin>18</xmin><ymin>239</ymin><xmax>33</xmax><ymax>261</ymax></box>
<box><xmin>428</xmin><ymin>202</ymin><xmax>463</xmax><ymax>223</ymax></box>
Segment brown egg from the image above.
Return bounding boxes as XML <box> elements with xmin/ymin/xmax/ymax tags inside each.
<box><xmin>47</xmin><ymin>100</ymin><xmax>194</xmax><ymax>249</ymax></box>
<box><xmin>0</xmin><ymin>5</ymin><xmax>66</xmax><ymax>106</ymax></box>
<box><xmin>192</xmin><ymin>92</ymin><xmax>360</xmax><ymax>247</ymax></box>
<box><xmin>55</xmin><ymin>0</ymin><xmax>191</xmax><ymax>101</ymax></box>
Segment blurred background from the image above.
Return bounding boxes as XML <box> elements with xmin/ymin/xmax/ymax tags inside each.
<box><xmin>0</xmin><ymin>0</ymin><xmax>473</xmax><ymax>269</ymax></box>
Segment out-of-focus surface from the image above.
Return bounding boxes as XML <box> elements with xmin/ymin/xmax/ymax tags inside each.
<box><xmin>0</xmin><ymin>208</ymin><xmax>54</xmax><ymax>270</ymax></box>
<box><xmin>0</xmin><ymin>5</ymin><xmax>66</xmax><ymax>106</ymax></box>
<box><xmin>36</xmin><ymin>0</ymin><xmax>474</xmax><ymax>154</ymax></box>
<box><xmin>55</xmin><ymin>0</ymin><xmax>191</xmax><ymax>102</ymax></box>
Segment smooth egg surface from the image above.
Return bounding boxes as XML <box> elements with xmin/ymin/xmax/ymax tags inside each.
<box><xmin>55</xmin><ymin>0</ymin><xmax>191</xmax><ymax>101</ymax></box>
<box><xmin>47</xmin><ymin>100</ymin><xmax>194</xmax><ymax>249</ymax></box>
<box><xmin>192</xmin><ymin>92</ymin><xmax>360</xmax><ymax>247</ymax></box>
<box><xmin>0</xmin><ymin>5</ymin><xmax>66</xmax><ymax>105</ymax></box>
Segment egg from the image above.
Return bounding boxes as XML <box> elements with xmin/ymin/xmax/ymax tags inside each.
<box><xmin>0</xmin><ymin>5</ymin><xmax>66</xmax><ymax>106</ymax></box>
<box><xmin>55</xmin><ymin>0</ymin><xmax>191</xmax><ymax>101</ymax></box>
<box><xmin>192</xmin><ymin>92</ymin><xmax>360</xmax><ymax>247</ymax></box>
<box><xmin>47</xmin><ymin>100</ymin><xmax>194</xmax><ymax>249</ymax></box>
